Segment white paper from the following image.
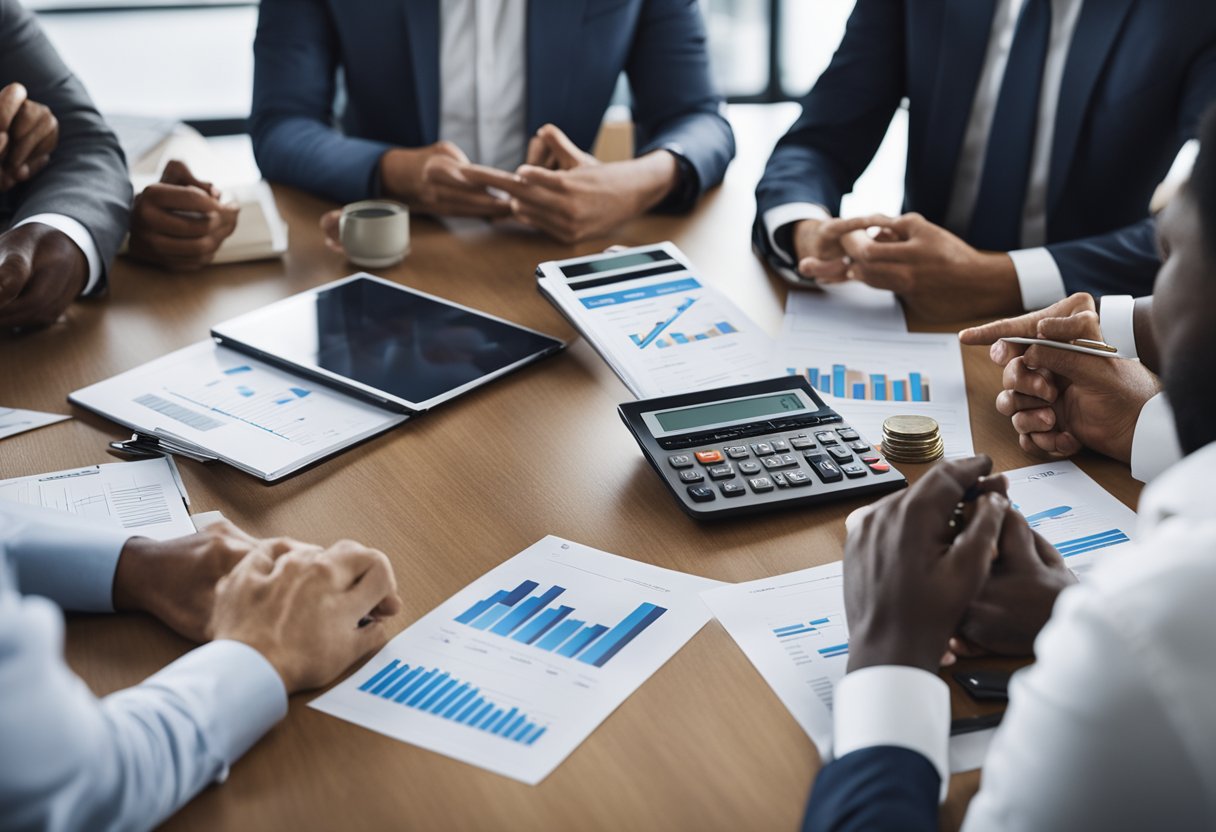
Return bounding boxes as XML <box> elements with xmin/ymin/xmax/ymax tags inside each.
<box><xmin>0</xmin><ymin>407</ymin><xmax>69</xmax><ymax>440</ymax></box>
<box><xmin>70</xmin><ymin>341</ymin><xmax>406</xmax><ymax>480</ymax></box>
<box><xmin>543</xmin><ymin>262</ymin><xmax>773</xmax><ymax>398</ymax></box>
<box><xmin>1004</xmin><ymin>460</ymin><xmax>1139</xmax><ymax>577</ymax></box>
<box><xmin>783</xmin><ymin>282</ymin><xmax>907</xmax><ymax>335</ymax></box>
<box><xmin>702</xmin><ymin>460</ymin><xmax>1137</xmax><ymax>774</ymax></box>
<box><xmin>311</xmin><ymin>535</ymin><xmax>720</xmax><ymax>784</ymax></box>
<box><xmin>0</xmin><ymin>457</ymin><xmax>194</xmax><ymax>540</ymax></box>
<box><xmin>776</xmin><ymin>329</ymin><xmax>975</xmax><ymax>457</ymax></box>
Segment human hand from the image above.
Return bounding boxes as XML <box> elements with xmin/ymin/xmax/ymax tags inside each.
<box><xmin>962</xmin><ymin>297</ymin><xmax>1160</xmax><ymax>461</ymax></box>
<box><xmin>0</xmin><ymin>223</ymin><xmax>87</xmax><ymax>330</ymax></box>
<box><xmin>211</xmin><ymin>537</ymin><xmax>402</xmax><ymax>694</ymax></box>
<box><xmin>127</xmin><ymin>160</ymin><xmax>240</xmax><ymax>270</ymax></box>
<box><xmin>0</xmin><ymin>83</ymin><xmax>58</xmax><ymax>190</ymax></box>
<box><xmin>844</xmin><ymin>456</ymin><xmax>1009</xmax><ymax>674</ymax></box>
<box><xmin>379</xmin><ymin>141</ymin><xmax>511</xmax><ymax>219</ymax></box>
<box><xmin>959</xmin><ymin>292</ymin><xmax>1100</xmax><ymax>365</ymax></box>
<box><xmin>461</xmin><ymin>124</ymin><xmax>679</xmax><ymax>243</ymax></box>
<box><xmin>790</xmin><ymin>215</ymin><xmax>894</xmax><ymax>282</ymax></box>
<box><xmin>112</xmin><ymin>517</ymin><xmax>258</xmax><ymax>642</ymax></box>
<box><xmin>840</xmin><ymin>212</ymin><xmax>1023</xmax><ymax>322</ymax></box>
<box><xmin>948</xmin><ymin>506</ymin><xmax>1076</xmax><ymax>659</ymax></box>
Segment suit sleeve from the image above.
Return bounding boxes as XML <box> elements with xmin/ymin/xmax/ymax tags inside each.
<box><xmin>753</xmin><ymin>0</ymin><xmax>906</xmax><ymax>261</ymax></box>
<box><xmin>1047</xmin><ymin>39</ymin><xmax>1216</xmax><ymax>297</ymax></box>
<box><xmin>803</xmin><ymin>746</ymin><xmax>940</xmax><ymax>832</ymax></box>
<box><xmin>250</xmin><ymin>0</ymin><xmax>394</xmax><ymax>204</ymax></box>
<box><xmin>0</xmin><ymin>0</ymin><xmax>130</xmax><ymax>276</ymax></box>
<box><xmin>625</xmin><ymin>0</ymin><xmax>736</xmax><ymax>212</ymax></box>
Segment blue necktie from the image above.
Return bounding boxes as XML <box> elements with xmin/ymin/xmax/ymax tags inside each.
<box><xmin>968</xmin><ymin>0</ymin><xmax>1052</xmax><ymax>252</ymax></box>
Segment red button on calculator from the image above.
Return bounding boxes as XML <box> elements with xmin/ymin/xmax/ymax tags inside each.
<box><xmin>695</xmin><ymin>450</ymin><xmax>724</xmax><ymax>464</ymax></box>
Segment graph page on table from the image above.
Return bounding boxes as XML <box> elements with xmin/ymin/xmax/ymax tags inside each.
<box><xmin>703</xmin><ymin>562</ymin><xmax>994</xmax><ymax>774</ymax></box>
<box><xmin>549</xmin><ymin>269</ymin><xmax>773</xmax><ymax>398</ymax></box>
<box><xmin>0</xmin><ymin>457</ymin><xmax>194</xmax><ymax>540</ymax></box>
<box><xmin>776</xmin><ymin>328</ymin><xmax>975</xmax><ymax>457</ymax></box>
<box><xmin>70</xmin><ymin>341</ymin><xmax>405</xmax><ymax>479</ymax></box>
<box><xmin>311</xmin><ymin>536</ymin><xmax>719</xmax><ymax>784</ymax></box>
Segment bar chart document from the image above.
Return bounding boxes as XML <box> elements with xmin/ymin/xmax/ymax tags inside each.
<box><xmin>0</xmin><ymin>457</ymin><xmax>194</xmax><ymax>539</ymax></box>
<box><xmin>311</xmin><ymin>536</ymin><xmax>720</xmax><ymax>784</ymax></box>
<box><xmin>70</xmin><ymin>341</ymin><xmax>406</xmax><ymax>480</ymax></box>
<box><xmin>0</xmin><ymin>407</ymin><xmax>69</xmax><ymax>441</ymax></box>
<box><xmin>1004</xmin><ymin>460</ymin><xmax>1138</xmax><ymax>577</ymax></box>
<box><xmin>703</xmin><ymin>562</ymin><xmax>994</xmax><ymax>774</ymax></box>
<box><xmin>776</xmin><ymin>328</ymin><xmax>975</xmax><ymax>457</ymax></box>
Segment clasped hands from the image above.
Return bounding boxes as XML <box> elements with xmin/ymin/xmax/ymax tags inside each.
<box><xmin>791</xmin><ymin>212</ymin><xmax>1023</xmax><ymax>322</ymax></box>
<box><xmin>113</xmin><ymin>517</ymin><xmax>402</xmax><ymax>694</ymax></box>
<box><xmin>324</xmin><ymin>123</ymin><xmax>675</xmax><ymax>248</ymax></box>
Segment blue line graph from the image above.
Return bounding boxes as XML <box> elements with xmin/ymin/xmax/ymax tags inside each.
<box><xmin>629</xmin><ymin>297</ymin><xmax>697</xmax><ymax>350</ymax></box>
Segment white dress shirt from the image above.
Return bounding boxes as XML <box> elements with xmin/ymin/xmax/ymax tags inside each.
<box><xmin>765</xmin><ymin>0</ymin><xmax>1084</xmax><ymax>310</ymax></box>
<box><xmin>832</xmin><ymin>440</ymin><xmax>1216</xmax><ymax>830</ymax></box>
<box><xmin>0</xmin><ymin>504</ymin><xmax>287</xmax><ymax>832</ymax></box>
<box><xmin>438</xmin><ymin>0</ymin><xmax>528</xmax><ymax>172</ymax></box>
<box><xmin>13</xmin><ymin>213</ymin><xmax>104</xmax><ymax>296</ymax></box>
<box><xmin>1099</xmin><ymin>294</ymin><xmax>1183</xmax><ymax>482</ymax></box>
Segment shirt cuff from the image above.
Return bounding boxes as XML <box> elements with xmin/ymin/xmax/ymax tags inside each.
<box><xmin>1130</xmin><ymin>393</ymin><xmax>1183</xmax><ymax>484</ymax></box>
<box><xmin>1008</xmin><ymin>247</ymin><xmax>1067</xmax><ymax>311</ymax></box>
<box><xmin>4</xmin><ymin>507</ymin><xmax>131</xmax><ymax>613</ymax></box>
<box><xmin>833</xmin><ymin>665</ymin><xmax>950</xmax><ymax>801</ymax></box>
<box><xmin>762</xmin><ymin>202</ymin><xmax>831</xmax><ymax>264</ymax></box>
<box><xmin>14</xmin><ymin>213</ymin><xmax>104</xmax><ymax>296</ymax></box>
<box><xmin>1099</xmin><ymin>295</ymin><xmax>1138</xmax><ymax>359</ymax></box>
<box><xmin>144</xmin><ymin>640</ymin><xmax>288</xmax><ymax>781</ymax></box>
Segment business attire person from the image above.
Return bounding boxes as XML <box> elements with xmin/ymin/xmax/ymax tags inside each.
<box><xmin>0</xmin><ymin>504</ymin><xmax>286</xmax><ymax>832</ymax></box>
<box><xmin>250</xmin><ymin>0</ymin><xmax>735</xmax><ymax>211</ymax></box>
<box><xmin>804</xmin><ymin>442</ymin><xmax>1216</xmax><ymax>830</ymax></box>
<box><xmin>756</xmin><ymin>0</ymin><xmax>1216</xmax><ymax>306</ymax></box>
<box><xmin>0</xmin><ymin>0</ymin><xmax>129</xmax><ymax>297</ymax></box>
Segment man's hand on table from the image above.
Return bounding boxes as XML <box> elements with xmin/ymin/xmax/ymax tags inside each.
<box><xmin>0</xmin><ymin>223</ymin><xmax>88</xmax><ymax>330</ymax></box>
<box><xmin>960</xmin><ymin>293</ymin><xmax>1162</xmax><ymax>462</ymax></box>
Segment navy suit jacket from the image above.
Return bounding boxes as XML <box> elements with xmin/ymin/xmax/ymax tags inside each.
<box><xmin>250</xmin><ymin>0</ymin><xmax>734</xmax><ymax>209</ymax></box>
<box><xmin>755</xmin><ymin>0</ymin><xmax>1216</xmax><ymax>299</ymax></box>
<box><xmin>803</xmin><ymin>746</ymin><xmax>940</xmax><ymax>831</ymax></box>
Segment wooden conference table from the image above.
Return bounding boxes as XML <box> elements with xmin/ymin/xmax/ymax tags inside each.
<box><xmin>1</xmin><ymin>106</ymin><xmax>1142</xmax><ymax>831</ymax></box>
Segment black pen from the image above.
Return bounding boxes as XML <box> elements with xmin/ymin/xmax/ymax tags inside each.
<box><xmin>949</xmin><ymin>485</ymin><xmax>983</xmax><ymax>534</ymax></box>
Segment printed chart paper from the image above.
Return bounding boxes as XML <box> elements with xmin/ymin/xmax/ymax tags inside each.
<box><xmin>311</xmin><ymin>536</ymin><xmax>719</xmax><ymax>784</ymax></box>
<box><xmin>776</xmin><ymin>329</ymin><xmax>975</xmax><ymax>457</ymax></box>
<box><xmin>0</xmin><ymin>457</ymin><xmax>194</xmax><ymax>540</ymax></box>
<box><xmin>0</xmin><ymin>407</ymin><xmax>69</xmax><ymax>441</ymax></box>
<box><xmin>703</xmin><ymin>460</ymin><xmax>1138</xmax><ymax>773</ymax></box>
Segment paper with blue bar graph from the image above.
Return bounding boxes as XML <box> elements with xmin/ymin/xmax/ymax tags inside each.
<box><xmin>703</xmin><ymin>460</ymin><xmax>1136</xmax><ymax>773</ymax></box>
<box><xmin>310</xmin><ymin>535</ymin><xmax>720</xmax><ymax>783</ymax></box>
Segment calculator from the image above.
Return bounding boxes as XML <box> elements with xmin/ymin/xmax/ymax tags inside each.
<box><xmin>618</xmin><ymin>377</ymin><xmax>906</xmax><ymax>519</ymax></box>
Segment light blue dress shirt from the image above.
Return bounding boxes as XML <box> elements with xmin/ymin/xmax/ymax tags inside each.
<box><xmin>0</xmin><ymin>504</ymin><xmax>287</xmax><ymax>832</ymax></box>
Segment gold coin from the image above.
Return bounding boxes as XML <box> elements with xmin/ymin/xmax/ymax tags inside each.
<box><xmin>882</xmin><ymin>414</ymin><xmax>940</xmax><ymax>438</ymax></box>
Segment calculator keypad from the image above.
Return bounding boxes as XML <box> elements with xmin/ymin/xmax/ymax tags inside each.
<box><xmin>660</xmin><ymin>422</ymin><xmax>896</xmax><ymax>513</ymax></box>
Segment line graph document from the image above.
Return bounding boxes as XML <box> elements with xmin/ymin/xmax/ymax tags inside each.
<box><xmin>0</xmin><ymin>457</ymin><xmax>194</xmax><ymax>540</ymax></box>
<box><xmin>311</xmin><ymin>536</ymin><xmax>719</xmax><ymax>784</ymax></box>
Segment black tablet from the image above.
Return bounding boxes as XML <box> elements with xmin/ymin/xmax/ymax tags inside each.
<box><xmin>210</xmin><ymin>274</ymin><xmax>565</xmax><ymax>412</ymax></box>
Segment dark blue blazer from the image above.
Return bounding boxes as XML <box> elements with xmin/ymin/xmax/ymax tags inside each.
<box><xmin>803</xmin><ymin>746</ymin><xmax>940</xmax><ymax>832</ymax></box>
<box><xmin>250</xmin><ymin>0</ymin><xmax>735</xmax><ymax>209</ymax></box>
<box><xmin>755</xmin><ymin>0</ymin><xmax>1216</xmax><ymax>299</ymax></box>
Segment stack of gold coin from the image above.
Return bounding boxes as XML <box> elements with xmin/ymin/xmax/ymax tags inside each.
<box><xmin>881</xmin><ymin>415</ymin><xmax>945</xmax><ymax>464</ymax></box>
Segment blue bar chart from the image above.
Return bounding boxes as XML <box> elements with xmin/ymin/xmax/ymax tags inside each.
<box><xmin>454</xmin><ymin>579</ymin><xmax>668</xmax><ymax>668</ymax></box>
<box><xmin>786</xmin><ymin>366</ymin><xmax>931</xmax><ymax>402</ymax></box>
<box><xmin>357</xmin><ymin>659</ymin><xmax>547</xmax><ymax>745</ymax></box>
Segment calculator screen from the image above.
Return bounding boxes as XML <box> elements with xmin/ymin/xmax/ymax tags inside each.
<box><xmin>654</xmin><ymin>393</ymin><xmax>807</xmax><ymax>432</ymax></box>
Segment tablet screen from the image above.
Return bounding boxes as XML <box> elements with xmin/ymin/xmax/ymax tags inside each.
<box><xmin>212</xmin><ymin>276</ymin><xmax>563</xmax><ymax>409</ymax></box>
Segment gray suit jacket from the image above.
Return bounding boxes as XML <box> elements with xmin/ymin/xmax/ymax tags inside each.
<box><xmin>0</xmin><ymin>0</ymin><xmax>130</xmax><ymax>289</ymax></box>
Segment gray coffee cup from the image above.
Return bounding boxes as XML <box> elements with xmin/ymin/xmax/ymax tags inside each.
<box><xmin>339</xmin><ymin>200</ymin><xmax>411</xmax><ymax>268</ymax></box>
